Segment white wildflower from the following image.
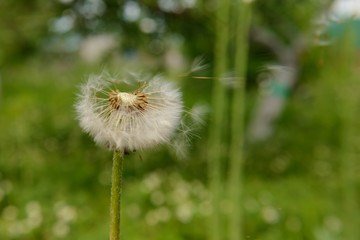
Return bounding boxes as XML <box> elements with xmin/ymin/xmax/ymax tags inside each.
<box><xmin>75</xmin><ymin>73</ymin><xmax>183</xmax><ymax>151</ymax></box>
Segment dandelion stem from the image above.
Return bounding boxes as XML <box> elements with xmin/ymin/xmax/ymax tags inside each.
<box><xmin>110</xmin><ymin>150</ymin><xmax>124</xmax><ymax>240</ymax></box>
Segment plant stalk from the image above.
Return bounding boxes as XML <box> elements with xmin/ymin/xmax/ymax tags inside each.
<box><xmin>110</xmin><ymin>150</ymin><xmax>124</xmax><ymax>240</ymax></box>
<box><xmin>207</xmin><ymin>0</ymin><xmax>231</xmax><ymax>239</ymax></box>
<box><xmin>336</xmin><ymin>30</ymin><xmax>359</xmax><ymax>240</ymax></box>
<box><xmin>228</xmin><ymin>2</ymin><xmax>252</xmax><ymax>240</ymax></box>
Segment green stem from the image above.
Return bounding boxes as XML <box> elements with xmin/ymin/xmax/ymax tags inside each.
<box><xmin>110</xmin><ymin>150</ymin><xmax>123</xmax><ymax>240</ymax></box>
<box><xmin>336</xmin><ymin>31</ymin><xmax>359</xmax><ymax>240</ymax></box>
<box><xmin>228</xmin><ymin>2</ymin><xmax>251</xmax><ymax>240</ymax></box>
<box><xmin>207</xmin><ymin>0</ymin><xmax>230</xmax><ymax>239</ymax></box>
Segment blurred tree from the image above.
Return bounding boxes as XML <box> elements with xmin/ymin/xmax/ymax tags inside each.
<box><xmin>0</xmin><ymin>0</ymin><xmax>56</xmax><ymax>65</ymax></box>
<box><xmin>0</xmin><ymin>0</ymin><xmax>218</xmax><ymax>69</ymax></box>
<box><xmin>247</xmin><ymin>0</ymin><xmax>334</xmax><ymax>141</ymax></box>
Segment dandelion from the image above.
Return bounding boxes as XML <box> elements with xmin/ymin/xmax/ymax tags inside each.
<box><xmin>75</xmin><ymin>73</ymin><xmax>183</xmax><ymax>152</ymax></box>
<box><xmin>75</xmin><ymin>72</ymin><xmax>183</xmax><ymax>240</ymax></box>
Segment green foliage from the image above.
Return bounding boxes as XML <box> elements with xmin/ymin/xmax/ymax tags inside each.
<box><xmin>253</xmin><ymin>0</ymin><xmax>332</xmax><ymax>42</ymax></box>
<box><xmin>1</xmin><ymin>1</ymin><xmax>360</xmax><ymax>240</ymax></box>
<box><xmin>0</xmin><ymin>0</ymin><xmax>56</xmax><ymax>65</ymax></box>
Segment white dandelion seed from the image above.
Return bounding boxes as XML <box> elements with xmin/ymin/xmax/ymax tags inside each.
<box><xmin>75</xmin><ymin>73</ymin><xmax>183</xmax><ymax>152</ymax></box>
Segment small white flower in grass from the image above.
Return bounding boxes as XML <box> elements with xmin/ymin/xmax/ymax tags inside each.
<box><xmin>75</xmin><ymin>73</ymin><xmax>183</xmax><ymax>152</ymax></box>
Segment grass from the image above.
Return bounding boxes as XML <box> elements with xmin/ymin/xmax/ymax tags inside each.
<box><xmin>207</xmin><ymin>0</ymin><xmax>231</xmax><ymax>239</ymax></box>
<box><xmin>228</xmin><ymin>2</ymin><xmax>252</xmax><ymax>240</ymax></box>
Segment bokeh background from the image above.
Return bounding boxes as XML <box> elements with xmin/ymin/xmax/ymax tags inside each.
<box><xmin>1</xmin><ymin>0</ymin><xmax>360</xmax><ymax>239</ymax></box>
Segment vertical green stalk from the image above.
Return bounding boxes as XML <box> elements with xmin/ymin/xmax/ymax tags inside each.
<box><xmin>340</xmin><ymin>105</ymin><xmax>359</xmax><ymax>240</ymax></box>
<box><xmin>228</xmin><ymin>2</ymin><xmax>251</xmax><ymax>240</ymax></box>
<box><xmin>208</xmin><ymin>0</ymin><xmax>230</xmax><ymax>239</ymax></box>
<box><xmin>322</xmin><ymin>26</ymin><xmax>359</xmax><ymax>240</ymax></box>
<box><xmin>110</xmin><ymin>150</ymin><xmax>124</xmax><ymax>240</ymax></box>
<box><xmin>336</xmin><ymin>31</ymin><xmax>359</xmax><ymax>240</ymax></box>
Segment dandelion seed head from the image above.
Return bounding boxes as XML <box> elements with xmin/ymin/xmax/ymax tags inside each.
<box><xmin>75</xmin><ymin>73</ymin><xmax>183</xmax><ymax>151</ymax></box>
<box><xmin>189</xmin><ymin>103</ymin><xmax>208</xmax><ymax>126</ymax></box>
<box><xmin>190</xmin><ymin>56</ymin><xmax>208</xmax><ymax>73</ymax></box>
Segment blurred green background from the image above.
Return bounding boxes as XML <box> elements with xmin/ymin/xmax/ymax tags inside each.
<box><xmin>1</xmin><ymin>0</ymin><xmax>360</xmax><ymax>239</ymax></box>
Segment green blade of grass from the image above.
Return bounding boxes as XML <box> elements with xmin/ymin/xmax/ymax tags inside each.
<box><xmin>228</xmin><ymin>2</ymin><xmax>252</xmax><ymax>240</ymax></box>
<box><xmin>207</xmin><ymin>0</ymin><xmax>231</xmax><ymax>239</ymax></box>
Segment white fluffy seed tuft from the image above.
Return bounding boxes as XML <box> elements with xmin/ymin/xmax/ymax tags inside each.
<box><xmin>75</xmin><ymin>73</ymin><xmax>183</xmax><ymax>151</ymax></box>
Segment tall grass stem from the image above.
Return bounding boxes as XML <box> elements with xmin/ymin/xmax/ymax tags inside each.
<box><xmin>228</xmin><ymin>2</ymin><xmax>252</xmax><ymax>240</ymax></box>
<box><xmin>208</xmin><ymin>0</ymin><xmax>231</xmax><ymax>239</ymax></box>
<box><xmin>336</xmin><ymin>30</ymin><xmax>359</xmax><ymax>240</ymax></box>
